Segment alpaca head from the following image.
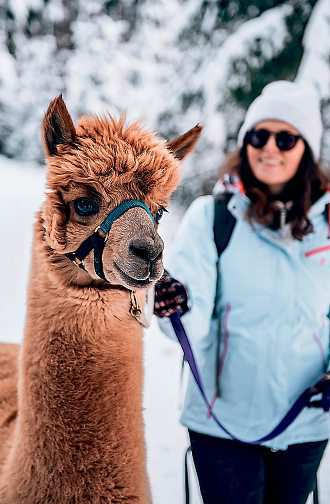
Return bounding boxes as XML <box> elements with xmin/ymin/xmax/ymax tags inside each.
<box><xmin>41</xmin><ymin>96</ymin><xmax>201</xmax><ymax>289</ymax></box>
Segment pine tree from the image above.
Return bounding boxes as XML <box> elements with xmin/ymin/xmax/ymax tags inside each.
<box><xmin>225</xmin><ymin>1</ymin><xmax>318</xmax><ymax>140</ymax></box>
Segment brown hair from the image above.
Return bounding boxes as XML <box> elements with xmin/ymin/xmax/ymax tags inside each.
<box><xmin>220</xmin><ymin>143</ymin><xmax>329</xmax><ymax>240</ymax></box>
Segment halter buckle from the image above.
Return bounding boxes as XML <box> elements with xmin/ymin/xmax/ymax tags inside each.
<box><xmin>95</xmin><ymin>226</ymin><xmax>109</xmax><ymax>243</ymax></box>
<box><xmin>72</xmin><ymin>256</ymin><xmax>85</xmax><ymax>268</ymax></box>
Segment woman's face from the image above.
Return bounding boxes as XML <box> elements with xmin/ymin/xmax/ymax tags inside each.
<box><xmin>246</xmin><ymin>120</ymin><xmax>305</xmax><ymax>194</ymax></box>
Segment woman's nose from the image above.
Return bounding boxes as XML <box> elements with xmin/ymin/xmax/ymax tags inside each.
<box><xmin>263</xmin><ymin>134</ymin><xmax>279</xmax><ymax>153</ymax></box>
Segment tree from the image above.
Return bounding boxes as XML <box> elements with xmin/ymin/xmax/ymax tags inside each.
<box><xmin>0</xmin><ymin>0</ymin><xmax>329</xmax><ymax>199</ymax></box>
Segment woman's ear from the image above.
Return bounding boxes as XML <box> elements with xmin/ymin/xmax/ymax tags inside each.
<box><xmin>166</xmin><ymin>124</ymin><xmax>203</xmax><ymax>160</ymax></box>
<box><xmin>42</xmin><ymin>95</ymin><xmax>76</xmax><ymax>157</ymax></box>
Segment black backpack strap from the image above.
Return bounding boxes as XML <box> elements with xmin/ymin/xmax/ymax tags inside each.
<box><xmin>324</xmin><ymin>203</ymin><xmax>330</xmax><ymax>239</ymax></box>
<box><xmin>212</xmin><ymin>192</ymin><xmax>237</xmax><ymax>397</ymax></box>
<box><xmin>213</xmin><ymin>192</ymin><xmax>237</xmax><ymax>257</ymax></box>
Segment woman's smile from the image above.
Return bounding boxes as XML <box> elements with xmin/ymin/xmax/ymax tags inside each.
<box><xmin>257</xmin><ymin>156</ymin><xmax>284</xmax><ymax>168</ymax></box>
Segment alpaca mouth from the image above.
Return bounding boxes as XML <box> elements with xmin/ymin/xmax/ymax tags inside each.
<box><xmin>114</xmin><ymin>262</ymin><xmax>154</xmax><ymax>288</ymax></box>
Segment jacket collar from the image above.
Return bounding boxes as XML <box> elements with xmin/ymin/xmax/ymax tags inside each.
<box><xmin>308</xmin><ymin>191</ymin><xmax>330</xmax><ymax>218</ymax></box>
<box><xmin>214</xmin><ymin>180</ymin><xmax>330</xmax><ymax>222</ymax></box>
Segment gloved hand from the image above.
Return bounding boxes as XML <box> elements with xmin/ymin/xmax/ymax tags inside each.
<box><xmin>154</xmin><ymin>270</ymin><xmax>189</xmax><ymax>318</ymax></box>
<box><xmin>308</xmin><ymin>373</ymin><xmax>330</xmax><ymax>412</ymax></box>
<box><xmin>310</xmin><ymin>372</ymin><xmax>330</xmax><ymax>393</ymax></box>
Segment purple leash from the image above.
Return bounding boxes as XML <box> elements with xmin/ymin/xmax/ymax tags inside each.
<box><xmin>170</xmin><ymin>312</ymin><xmax>330</xmax><ymax>444</ymax></box>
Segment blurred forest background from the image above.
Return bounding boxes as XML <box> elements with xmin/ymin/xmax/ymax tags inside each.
<box><xmin>0</xmin><ymin>0</ymin><xmax>329</xmax><ymax>204</ymax></box>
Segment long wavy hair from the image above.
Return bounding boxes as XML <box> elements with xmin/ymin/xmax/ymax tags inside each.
<box><xmin>220</xmin><ymin>142</ymin><xmax>329</xmax><ymax>240</ymax></box>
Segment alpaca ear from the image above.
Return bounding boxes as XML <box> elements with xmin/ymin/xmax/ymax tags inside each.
<box><xmin>42</xmin><ymin>95</ymin><xmax>76</xmax><ymax>156</ymax></box>
<box><xmin>167</xmin><ymin>123</ymin><xmax>203</xmax><ymax>160</ymax></box>
<box><xmin>42</xmin><ymin>190</ymin><xmax>67</xmax><ymax>250</ymax></box>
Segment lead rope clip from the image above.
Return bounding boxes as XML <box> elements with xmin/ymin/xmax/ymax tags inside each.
<box><xmin>130</xmin><ymin>290</ymin><xmax>142</xmax><ymax>320</ymax></box>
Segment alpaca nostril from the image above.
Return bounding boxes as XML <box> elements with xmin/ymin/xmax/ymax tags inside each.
<box><xmin>130</xmin><ymin>243</ymin><xmax>150</xmax><ymax>261</ymax></box>
<box><xmin>129</xmin><ymin>239</ymin><xmax>163</xmax><ymax>263</ymax></box>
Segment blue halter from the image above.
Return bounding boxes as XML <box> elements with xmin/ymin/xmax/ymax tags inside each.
<box><xmin>66</xmin><ymin>199</ymin><xmax>155</xmax><ymax>281</ymax></box>
<box><xmin>98</xmin><ymin>199</ymin><xmax>154</xmax><ymax>235</ymax></box>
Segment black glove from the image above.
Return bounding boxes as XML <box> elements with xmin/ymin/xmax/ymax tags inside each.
<box><xmin>154</xmin><ymin>270</ymin><xmax>189</xmax><ymax>318</ymax></box>
<box><xmin>308</xmin><ymin>373</ymin><xmax>330</xmax><ymax>412</ymax></box>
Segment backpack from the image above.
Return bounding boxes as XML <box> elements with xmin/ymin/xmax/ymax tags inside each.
<box><xmin>213</xmin><ymin>192</ymin><xmax>236</xmax><ymax>258</ymax></box>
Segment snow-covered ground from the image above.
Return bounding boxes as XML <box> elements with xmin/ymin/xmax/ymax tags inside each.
<box><xmin>0</xmin><ymin>157</ymin><xmax>329</xmax><ymax>503</ymax></box>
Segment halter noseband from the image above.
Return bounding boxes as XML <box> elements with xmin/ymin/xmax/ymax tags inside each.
<box><xmin>66</xmin><ymin>199</ymin><xmax>155</xmax><ymax>281</ymax></box>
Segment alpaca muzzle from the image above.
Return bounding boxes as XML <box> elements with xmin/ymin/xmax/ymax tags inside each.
<box><xmin>66</xmin><ymin>199</ymin><xmax>156</xmax><ymax>283</ymax></box>
<box><xmin>114</xmin><ymin>235</ymin><xmax>164</xmax><ymax>288</ymax></box>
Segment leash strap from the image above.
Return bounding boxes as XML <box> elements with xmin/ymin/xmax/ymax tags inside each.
<box><xmin>170</xmin><ymin>312</ymin><xmax>327</xmax><ymax>444</ymax></box>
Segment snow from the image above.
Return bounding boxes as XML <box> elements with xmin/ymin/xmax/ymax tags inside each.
<box><xmin>296</xmin><ymin>0</ymin><xmax>330</xmax><ymax>98</ymax></box>
<box><xmin>200</xmin><ymin>3</ymin><xmax>291</xmax><ymax>153</ymax></box>
<box><xmin>209</xmin><ymin>4</ymin><xmax>292</xmax><ymax>84</ymax></box>
<box><xmin>0</xmin><ymin>156</ymin><xmax>329</xmax><ymax>503</ymax></box>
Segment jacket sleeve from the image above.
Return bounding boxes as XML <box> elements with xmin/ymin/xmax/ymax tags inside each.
<box><xmin>158</xmin><ymin>196</ymin><xmax>218</xmax><ymax>348</ymax></box>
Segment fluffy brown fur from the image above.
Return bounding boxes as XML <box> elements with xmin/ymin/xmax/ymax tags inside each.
<box><xmin>0</xmin><ymin>96</ymin><xmax>201</xmax><ymax>503</ymax></box>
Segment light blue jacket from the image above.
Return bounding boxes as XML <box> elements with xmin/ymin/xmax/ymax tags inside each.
<box><xmin>159</xmin><ymin>191</ymin><xmax>330</xmax><ymax>450</ymax></box>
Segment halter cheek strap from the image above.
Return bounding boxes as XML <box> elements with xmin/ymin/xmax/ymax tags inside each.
<box><xmin>66</xmin><ymin>199</ymin><xmax>155</xmax><ymax>281</ymax></box>
<box><xmin>66</xmin><ymin>231</ymin><xmax>108</xmax><ymax>279</ymax></box>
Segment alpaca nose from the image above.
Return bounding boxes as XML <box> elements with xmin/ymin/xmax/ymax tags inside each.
<box><xmin>129</xmin><ymin>238</ymin><xmax>163</xmax><ymax>263</ymax></box>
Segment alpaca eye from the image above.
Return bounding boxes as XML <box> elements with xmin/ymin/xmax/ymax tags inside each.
<box><xmin>155</xmin><ymin>207</ymin><xmax>168</xmax><ymax>223</ymax></box>
<box><xmin>74</xmin><ymin>198</ymin><xmax>99</xmax><ymax>217</ymax></box>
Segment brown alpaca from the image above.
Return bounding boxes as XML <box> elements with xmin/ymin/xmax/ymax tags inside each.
<box><xmin>0</xmin><ymin>97</ymin><xmax>201</xmax><ymax>503</ymax></box>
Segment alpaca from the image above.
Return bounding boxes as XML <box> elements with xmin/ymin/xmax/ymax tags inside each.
<box><xmin>0</xmin><ymin>96</ymin><xmax>202</xmax><ymax>503</ymax></box>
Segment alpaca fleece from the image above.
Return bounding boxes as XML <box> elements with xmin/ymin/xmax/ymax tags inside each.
<box><xmin>0</xmin><ymin>96</ymin><xmax>201</xmax><ymax>503</ymax></box>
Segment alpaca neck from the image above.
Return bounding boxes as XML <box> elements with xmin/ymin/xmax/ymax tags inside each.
<box><xmin>1</xmin><ymin>226</ymin><xmax>150</xmax><ymax>502</ymax></box>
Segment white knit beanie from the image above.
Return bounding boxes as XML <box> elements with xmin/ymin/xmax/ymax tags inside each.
<box><xmin>237</xmin><ymin>80</ymin><xmax>323</xmax><ymax>160</ymax></box>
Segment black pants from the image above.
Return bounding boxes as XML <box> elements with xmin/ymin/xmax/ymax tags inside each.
<box><xmin>189</xmin><ymin>430</ymin><xmax>327</xmax><ymax>504</ymax></box>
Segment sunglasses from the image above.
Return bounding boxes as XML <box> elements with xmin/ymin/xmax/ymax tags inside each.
<box><xmin>245</xmin><ymin>128</ymin><xmax>302</xmax><ymax>151</ymax></box>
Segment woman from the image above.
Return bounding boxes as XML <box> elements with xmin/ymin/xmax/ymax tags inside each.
<box><xmin>155</xmin><ymin>81</ymin><xmax>330</xmax><ymax>504</ymax></box>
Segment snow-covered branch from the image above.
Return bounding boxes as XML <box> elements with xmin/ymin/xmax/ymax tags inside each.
<box><xmin>296</xmin><ymin>0</ymin><xmax>330</xmax><ymax>98</ymax></box>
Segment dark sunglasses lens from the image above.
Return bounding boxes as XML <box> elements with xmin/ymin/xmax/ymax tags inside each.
<box><xmin>276</xmin><ymin>132</ymin><xmax>298</xmax><ymax>150</ymax></box>
<box><xmin>247</xmin><ymin>129</ymin><xmax>270</xmax><ymax>149</ymax></box>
